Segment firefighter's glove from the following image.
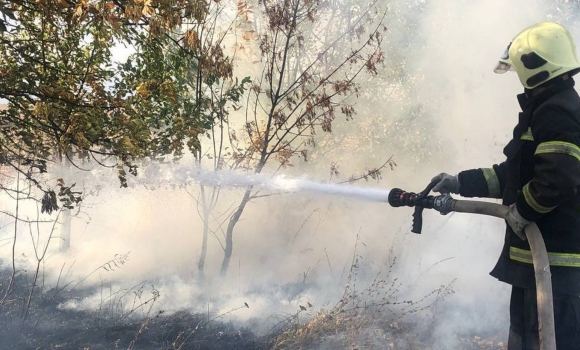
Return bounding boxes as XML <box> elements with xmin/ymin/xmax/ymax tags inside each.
<box><xmin>506</xmin><ymin>204</ymin><xmax>531</xmax><ymax>241</ymax></box>
<box><xmin>431</xmin><ymin>173</ymin><xmax>460</xmax><ymax>194</ymax></box>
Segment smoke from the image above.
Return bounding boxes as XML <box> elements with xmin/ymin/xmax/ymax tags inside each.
<box><xmin>1</xmin><ymin>0</ymin><xmax>579</xmax><ymax>347</ymax></box>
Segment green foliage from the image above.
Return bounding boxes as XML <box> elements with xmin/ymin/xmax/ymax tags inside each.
<box><xmin>0</xmin><ymin>0</ymin><xmax>247</xmax><ymax>192</ymax></box>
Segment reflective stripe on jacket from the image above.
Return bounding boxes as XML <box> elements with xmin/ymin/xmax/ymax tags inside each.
<box><xmin>457</xmin><ymin>77</ymin><xmax>580</xmax><ymax>294</ymax></box>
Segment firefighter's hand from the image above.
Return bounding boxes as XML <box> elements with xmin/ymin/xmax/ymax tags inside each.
<box><xmin>431</xmin><ymin>173</ymin><xmax>460</xmax><ymax>194</ymax></box>
<box><xmin>506</xmin><ymin>204</ymin><xmax>531</xmax><ymax>240</ymax></box>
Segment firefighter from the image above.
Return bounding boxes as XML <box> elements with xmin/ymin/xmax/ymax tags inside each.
<box><xmin>432</xmin><ymin>22</ymin><xmax>580</xmax><ymax>349</ymax></box>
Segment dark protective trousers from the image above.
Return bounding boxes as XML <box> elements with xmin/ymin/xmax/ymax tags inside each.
<box><xmin>508</xmin><ymin>286</ymin><xmax>580</xmax><ymax>350</ymax></box>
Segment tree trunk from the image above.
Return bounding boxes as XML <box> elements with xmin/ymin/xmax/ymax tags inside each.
<box><xmin>58</xmin><ymin>147</ymin><xmax>73</xmax><ymax>252</ymax></box>
<box><xmin>59</xmin><ymin>210</ymin><xmax>72</xmax><ymax>252</ymax></box>
<box><xmin>220</xmin><ymin>187</ymin><xmax>252</xmax><ymax>277</ymax></box>
<box><xmin>197</xmin><ymin>208</ymin><xmax>210</xmax><ymax>281</ymax></box>
<box><xmin>196</xmin><ymin>184</ymin><xmax>212</xmax><ymax>280</ymax></box>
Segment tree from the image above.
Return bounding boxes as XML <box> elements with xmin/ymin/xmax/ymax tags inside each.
<box><xmin>309</xmin><ymin>0</ymin><xmax>437</xmax><ymax>167</ymax></box>
<box><xmin>0</xmin><ymin>0</ymin><xmax>248</xmax><ymax>301</ymax></box>
<box><xmin>215</xmin><ymin>0</ymin><xmax>387</xmax><ymax>276</ymax></box>
<box><xmin>190</xmin><ymin>70</ymin><xmax>250</xmax><ymax>280</ymax></box>
<box><xmin>0</xmin><ymin>0</ymin><xmax>234</xmax><ymax>205</ymax></box>
<box><xmin>0</xmin><ymin>0</ymin><xmax>247</xmax><ymax>256</ymax></box>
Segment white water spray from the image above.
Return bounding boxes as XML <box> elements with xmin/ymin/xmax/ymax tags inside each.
<box><xmin>134</xmin><ymin>163</ymin><xmax>391</xmax><ymax>203</ymax></box>
<box><xmin>268</xmin><ymin>176</ymin><xmax>391</xmax><ymax>202</ymax></box>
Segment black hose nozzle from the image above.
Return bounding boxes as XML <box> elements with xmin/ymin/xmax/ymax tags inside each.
<box><xmin>388</xmin><ymin>188</ymin><xmax>417</xmax><ymax>207</ymax></box>
<box><xmin>388</xmin><ymin>188</ymin><xmax>430</xmax><ymax>233</ymax></box>
<box><xmin>388</xmin><ymin>181</ymin><xmax>455</xmax><ymax>234</ymax></box>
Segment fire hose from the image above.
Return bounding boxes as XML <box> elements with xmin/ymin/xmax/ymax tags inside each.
<box><xmin>388</xmin><ymin>181</ymin><xmax>556</xmax><ymax>350</ymax></box>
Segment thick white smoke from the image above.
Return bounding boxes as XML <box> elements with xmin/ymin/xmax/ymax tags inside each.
<box><xmin>1</xmin><ymin>0</ymin><xmax>579</xmax><ymax>348</ymax></box>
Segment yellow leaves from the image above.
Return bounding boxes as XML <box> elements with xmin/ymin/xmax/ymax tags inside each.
<box><xmin>159</xmin><ymin>80</ymin><xmax>177</xmax><ymax>104</ymax></box>
<box><xmin>33</xmin><ymin>101</ymin><xmax>47</xmax><ymax>116</ymax></box>
<box><xmin>120</xmin><ymin>135</ymin><xmax>135</xmax><ymax>153</ymax></box>
<box><xmin>136</xmin><ymin>81</ymin><xmax>152</xmax><ymax>98</ymax></box>
<box><xmin>173</xmin><ymin>116</ymin><xmax>185</xmax><ymax>129</ymax></box>
<box><xmin>55</xmin><ymin>0</ymin><xmax>208</xmax><ymax>36</ymax></box>
<box><xmin>72</xmin><ymin>0</ymin><xmax>88</xmax><ymax>19</ymax></box>
<box><xmin>6</xmin><ymin>0</ymin><xmax>244</xmax><ymax>170</ymax></box>
<box><xmin>184</xmin><ymin>29</ymin><xmax>199</xmax><ymax>49</ymax></box>
<box><xmin>167</xmin><ymin>116</ymin><xmax>205</xmax><ymax>154</ymax></box>
<box><xmin>73</xmin><ymin>0</ymin><xmax>117</xmax><ymax>15</ymax></box>
<box><xmin>119</xmin><ymin>1</ymin><xmax>209</xmax><ymax>36</ymax></box>
<box><xmin>186</xmin><ymin>127</ymin><xmax>203</xmax><ymax>152</ymax></box>
<box><xmin>75</xmin><ymin>133</ymin><xmax>92</xmax><ymax>149</ymax></box>
<box><xmin>248</xmin><ymin>120</ymin><xmax>266</xmax><ymax>152</ymax></box>
<box><xmin>59</xmin><ymin>134</ymin><xmax>71</xmax><ymax>152</ymax></box>
<box><xmin>73</xmin><ymin>5</ymin><xmax>83</xmax><ymax>19</ymax></box>
<box><xmin>187</xmin><ymin>126</ymin><xmax>203</xmax><ymax>139</ymax></box>
<box><xmin>136</xmin><ymin>79</ymin><xmax>176</xmax><ymax>103</ymax></box>
<box><xmin>142</xmin><ymin>0</ymin><xmax>155</xmax><ymax>16</ymax></box>
<box><xmin>124</xmin><ymin>4</ymin><xmax>142</xmax><ymax>22</ymax></box>
<box><xmin>38</xmin><ymin>83</ymin><xmax>75</xmax><ymax>101</ymax></box>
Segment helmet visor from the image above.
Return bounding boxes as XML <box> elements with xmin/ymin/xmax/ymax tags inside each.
<box><xmin>494</xmin><ymin>42</ymin><xmax>514</xmax><ymax>74</ymax></box>
<box><xmin>494</xmin><ymin>61</ymin><xmax>514</xmax><ymax>74</ymax></box>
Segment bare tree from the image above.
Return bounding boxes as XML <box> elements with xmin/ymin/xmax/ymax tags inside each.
<box><xmin>217</xmin><ymin>0</ymin><xmax>387</xmax><ymax>276</ymax></box>
<box><xmin>181</xmin><ymin>2</ymin><xmax>251</xmax><ymax>280</ymax></box>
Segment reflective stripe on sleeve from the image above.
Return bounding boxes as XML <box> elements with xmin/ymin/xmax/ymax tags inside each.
<box><xmin>535</xmin><ymin>141</ymin><xmax>580</xmax><ymax>162</ymax></box>
<box><xmin>510</xmin><ymin>246</ymin><xmax>580</xmax><ymax>267</ymax></box>
<box><xmin>481</xmin><ymin>168</ymin><xmax>501</xmax><ymax>198</ymax></box>
<box><xmin>522</xmin><ymin>183</ymin><xmax>556</xmax><ymax>214</ymax></box>
<box><xmin>520</xmin><ymin>128</ymin><xmax>534</xmax><ymax>141</ymax></box>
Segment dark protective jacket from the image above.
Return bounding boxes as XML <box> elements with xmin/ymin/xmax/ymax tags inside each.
<box><xmin>457</xmin><ymin>78</ymin><xmax>580</xmax><ymax>295</ymax></box>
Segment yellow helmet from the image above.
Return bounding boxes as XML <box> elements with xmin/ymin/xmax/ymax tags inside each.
<box><xmin>494</xmin><ymin>22</ymin><xmax>580</xmax><ymax>89</ymax></box>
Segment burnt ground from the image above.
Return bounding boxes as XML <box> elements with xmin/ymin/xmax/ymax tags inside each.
<box><xmin>1</xmin><ymin>308</ymin><xmax>264</xmax><ymax>350</ymax></box>
<box><xmin>0</xmin><ymin>267</ymin><xmax>269</xmax><ymax>350</ymax></box>
<box><xmin>0</xmin><ymin>267</ymin><xmax>507</xmax><ymax>350</ymax></box>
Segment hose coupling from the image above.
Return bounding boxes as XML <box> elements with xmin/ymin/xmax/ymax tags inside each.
<box><xmin>433</xmin><ymin>193</ymin><xmax>455</xmax><ymax>215</ymax></box>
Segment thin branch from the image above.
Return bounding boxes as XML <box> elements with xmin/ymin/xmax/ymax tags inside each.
<box><xmin>291</xmin><ymin>208</ymin><xmax>319</xmax><ymax>244</ymax></box>
<box><xmin>337</xmin><ymin>155</ymin><xmax>393</xmax><ymax>184</ymax></box>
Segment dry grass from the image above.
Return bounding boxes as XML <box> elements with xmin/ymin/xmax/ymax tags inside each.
<box><xmin>265</xmin><ymin>240</ymin><xmax>506</xmax><ymax>350</ymax></box>
<box><xmin>266</xmin><ymin>250</ymin><xmax>454</xmax><ymax>350</ymax></box>
<box><xmin>0</xmin><ymin>261</ymin><xmax>509</xmax><ymax>350</ymax></box>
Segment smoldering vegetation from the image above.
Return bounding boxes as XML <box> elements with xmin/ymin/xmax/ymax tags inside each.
<box><xmin>0</xmin><ymin>254</ymin><xmax>498</xmax><ymax>350</ymax></box>
<box><xmin>1</xmin><ymin>0</ymin><xmax>580</xmax><ymax>349</ymax></box>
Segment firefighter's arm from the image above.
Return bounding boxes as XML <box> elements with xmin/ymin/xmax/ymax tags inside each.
<box><xmin>516</xmin><ymin>107</ymin><xmax>580</xmax><ymax>221</ymax></box>
<box><xmin>457</xmin><ymin>162</ymin><xmax>506</xmax><ymax>198</ymax></box>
